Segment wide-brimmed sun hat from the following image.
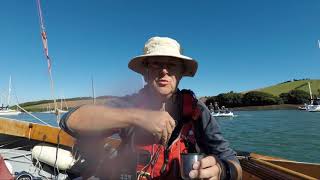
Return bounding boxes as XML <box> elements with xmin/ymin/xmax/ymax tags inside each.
<box><xmin>128</xmin><ymin>37</ymin><xmax>198</xmax><ymax>77</ymax></box>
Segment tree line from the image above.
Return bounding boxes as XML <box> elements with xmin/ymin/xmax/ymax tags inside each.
<box><xmin>205</xmin><ymin>90</ymin><xmax>314</xmax><ymax>107</ymax></box>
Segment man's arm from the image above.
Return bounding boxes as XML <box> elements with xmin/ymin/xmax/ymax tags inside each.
<box><xmin>60</xmin><ymin>104</ymin><xmax>176</xmax><ymax>144</ymax></box>
<box><xmin>64</xmin><ymin>105</ymin><xmax>141</xmax><ymax>136</ymax></box>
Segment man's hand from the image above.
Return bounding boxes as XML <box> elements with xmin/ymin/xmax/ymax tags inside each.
<box><xmin>134</xmin><ymin>110</ymin><xmax>176</xmax><ymax>145</ymax></box>
<box><xmin>189</xmin><ymin>156</ymin><xmax>222</xmax><ymax>180</ymax></box>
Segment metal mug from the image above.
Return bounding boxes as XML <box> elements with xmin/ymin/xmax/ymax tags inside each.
<box><xmin>180</xmin><ymin>153</ymin><xmax>204</xmax><ymax>179</ymax></box>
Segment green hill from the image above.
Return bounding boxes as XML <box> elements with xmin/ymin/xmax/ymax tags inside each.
<box><xmin>15</xmin><ymin>79</ymin><xmax>320</xmax><ymax>112</ymax></box>
<box><xmin>256</xmin><ymin>79</ymin><xmax>320</xmax><ymax>97</ymax></box>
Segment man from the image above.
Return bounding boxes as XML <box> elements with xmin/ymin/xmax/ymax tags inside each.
<box><xmin>60</xmin><ymin>37</ymin><xmax>242</xmax><ymax>179</ymax></box>
<box><xmin>208</xmin><ymin>102</ymin><xmax>214</xmax><ymax>112</ymax></box>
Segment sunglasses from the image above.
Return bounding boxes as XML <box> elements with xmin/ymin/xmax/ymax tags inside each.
<box><xmin>144</xmin><ymin>58</ymin><xmax>184</xmax><ymax>72</ymax></box>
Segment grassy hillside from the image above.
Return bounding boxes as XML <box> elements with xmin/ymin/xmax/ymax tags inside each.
<box><xmin>256</xmin><ymin>79</ymin><xmax>320</xmax><ymax>96</ymax></box>
<box><xmin>16</xmin><ymin>79</ymin><xmax>320</xmax><ymax>112</ymax></box>
<box><xmin>15</xmin><ymin>97</ymin><xmax>112</xmax><ymax>112</ymax></box>
<box><xmin>20</xmin><ymin>99</ymin><xmax>108</xmax><ymax>112</ymax></box>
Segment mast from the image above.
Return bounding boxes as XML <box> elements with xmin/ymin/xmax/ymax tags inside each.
<box><xmin>36</xmin><ymin>0</ymin><xmax>58</xmax><ymax>118</ymax></box>
<box><xmin>63</xmin><ymin>95</ymin><xmax>69</xmax><ymax>110</ymax></box>
<box><xmin>7</xmin><ymin>76</ymin><xmax>11</xmax><ymax>106</ymax></box>
<box><xmin>91</xmin><ymin>76</ymin><xmax>96</xmax><ymax>104</ymax></box>
<box><xmin>60</xmin><ymin>98</ymin><xmax>63</xmax><ymax>110</ymax></box>
<box><xmin>308</xmin><ymin>82</ymin><xmax>313</xmax><ymax>100</ymax></box>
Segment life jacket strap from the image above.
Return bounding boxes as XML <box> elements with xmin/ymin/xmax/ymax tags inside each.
<box><xmin>160</xmin><ymin>148</ymin><xmax>170</xmax><ymax>175</ymax></box>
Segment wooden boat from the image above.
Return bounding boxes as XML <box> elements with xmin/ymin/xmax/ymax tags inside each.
<box><xmin>0</xmin><ymin>117</ymin><xmax>75</xmax><ymax>179</ymax></box>
<box><xmin>0</xmin><ymin>117</ymin><xmax>119</xmax><ymax>179</ymax></box>
<box><xmin>239</xmin><ymin>152</ymin><xmax>320</xmax><ymax>180</ymax></box>
<box><xmin>0</xmin><ymin>117</ymin><xmax>319</xmax><ymax>179</ymax></box>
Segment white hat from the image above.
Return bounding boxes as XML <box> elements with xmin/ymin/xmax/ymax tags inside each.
<box><xmin>128</xmin><ymin>37</ymin><xmax>198</xmax><ymax>77</ymax></box>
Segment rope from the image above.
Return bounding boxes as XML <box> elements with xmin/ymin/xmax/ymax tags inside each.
<box><xmin>11</xmin><ymin>84</ymin><xmax>52</xmax><ymax>126</ymax></box>
<box><xmin>137</xmin><ymin>144</ymin><xmax>162</xmax><ymax>180</ymax></box>
<box><xmin>2</xmin><ymin>147</ymin><xmax>32</xmax><ymax>158</ymax></box>
<box><xmin>15</xmin><ymin>103</ymin><xmax>52</xmax><ymax>126</ymax></box>
<box><xmin>53</xmin><ymin>129</ymin><xmax>61</xmax><ymax>176</ymax></box>
<box><xmin>33</xmin><ymin>144</ymin><xmax>51</xmax><ymax>180</ymax></box>
<box><xmin>7</xmin><ymin>3</ymin><xmax>57</xmax><ymax>127</ymax></box>
<box><xmin>36</xmin><ymin>0</ymin><xmax>59</xmax><ymax>123</ymax></box>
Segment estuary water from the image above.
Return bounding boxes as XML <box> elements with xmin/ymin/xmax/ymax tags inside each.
<box><xmin>1</xmin><ymin>110</ymin><xmax>319</xmax><ymax>163</ymax></box>
<box><xmin>217</xmin><ymin>110</ymin><xmax>320</xmax><ymax>163</ymax></box>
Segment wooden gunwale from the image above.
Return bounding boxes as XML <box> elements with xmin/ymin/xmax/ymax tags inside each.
<box><xmin>0</xmin><ymin>117</ymin><xmax>75</xmax><ymax>147</ymax></box>
<box><xmin>241</xmin><ymin>153</ymin><xmax>320</xmax><ymax>179</ymax></box>
<box><xmin>0</xmin><ymin>117</ymin><xmax>121</xmax><ymax>148</ymax></box>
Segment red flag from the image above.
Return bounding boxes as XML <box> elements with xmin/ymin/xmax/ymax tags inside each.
<box><xmin>41</xmin><ymin>31</ymin><xmax>48</xmax><ymax>57</ymax></box>
<box><xmin>41</xmin><ymin>31</ymin><xmax>51</xmax><ymax>73</ymax></box>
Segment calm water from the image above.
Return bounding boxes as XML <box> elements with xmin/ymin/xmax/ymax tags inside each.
<box><xmin>1</xmin><ymin>110</ymin><xmax>319</xmax><ymax>163</ymax></box>
<box><xmin>216</xmin><ymin>110</ymin><xmax>320</xmax><ymax>163</ymax></box>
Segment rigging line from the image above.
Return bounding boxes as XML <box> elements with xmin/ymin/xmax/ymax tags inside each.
<box><xmin>33</xmin><ymin>149</ymin><xmax>51</xmax><ymax>180</ymax></box>
<box><xmin>1</xmin><ymin>146</ymin><xmax>33</xmax><ymax>154</ymax></box>
<box><xmin>4</xmin><ymin>153</ymin><xmax>32</xmax><ymax>162</ymax></box>
<box><xmin>36</xmin><ymin>0</ymin><xmax>59</xmax><ymax>122</ymax></box>
<box><xmin>53</xmin><ymin>129</ymin><xmax>61</xmax><ymax>176</ymax></box>
<box><xmin>16</xmin><ymin>103</ymin><xmax>52</xmax><ymax>126</ymax></box>
<box><xmin>0</xmin><ymin>139</ymin><xmax>22</xmax><ymax>148</ymax></box>
<box><xmin>12</xmin><ymin>83</ymin><xmax>52</xmax><ymax>126</ymax></box>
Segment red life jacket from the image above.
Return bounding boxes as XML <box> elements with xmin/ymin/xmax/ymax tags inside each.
<box><xmin>136</xmin><ymin>89</ymin><xmax>201</xmax><ymax>180</ymax></box>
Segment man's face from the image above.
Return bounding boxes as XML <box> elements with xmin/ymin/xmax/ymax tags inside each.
<box><xmin>145</xmin><ymin>57</ymin><xmax>184</xmax><ymax>97</ymax></box>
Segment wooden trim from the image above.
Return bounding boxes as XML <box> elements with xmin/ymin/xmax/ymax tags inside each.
<box><xmin>0</xmin><ymin>117</ymin><xmax>75</xmax><ymax>147</ymax></box>
<box><xmin>0</xmin><ymin>117</ymin><xmax>122</xmax><ymax>149</ymax></box>
<box><xmin>252</xmin><ymin>158</ymin><xmax>318</xmax><ymax>180</ymax></box>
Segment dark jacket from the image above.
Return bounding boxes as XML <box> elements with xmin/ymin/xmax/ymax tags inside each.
<box><xmin>60</xmin><ymin>88</ymin><xmax>241</xmax><ymax>179</ymax></box>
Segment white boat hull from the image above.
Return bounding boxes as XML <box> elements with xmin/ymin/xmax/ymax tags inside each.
<box><xmin>211</xmin><ymin>112</ymin><xmax>234</xmax><ymax>117</ymax></box>
<box><xmin>0</xmin><ymin>110</ymin><xmax>21</xmax><ymax>116</ymax></box>
<box><xmin>307</xmin><ymin>105</ymin><xmax>320</xmax><ymax>112</ymax></box>
<box><xmin>41</xmin><ymin>109</ymin><xmax>68</xmax><ymax>114</ymax></box>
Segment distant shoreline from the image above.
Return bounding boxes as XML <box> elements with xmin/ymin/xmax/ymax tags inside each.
<box><xmin>230</xmin><ymin>104</ymin><xmax>300</xmax><ymax>111</ymax></box>
<box><xmin>17</xmin><ymin>97</ymin><xmax>301</xmax><ymax>112</ymax></box>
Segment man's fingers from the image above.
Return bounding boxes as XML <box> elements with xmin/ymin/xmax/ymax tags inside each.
<box><xmin>190</xmin><ymin>156</ymin><xmax>221</xmax><ymax>179</ymax></box>
<box><xmin>161</xmin><ymin>125</ymin><xmax>168</xmax><ymax>145</ymax></box>
<box><xmin>162</xmin><ymin>113</ymin><xmax>175</xmax><ymax>145</ymax></box>
<box><xmin>168</xmin><ymin>117</ymin><xmax>176</xmax><ymax>129</ymax></box>
<box><xmin>166</xmin><ymin>119</ymin><xmax>174</xmax><ymax>138</ymax></box>
<box><xmin>193</xmin><ymin>156</ymin><xmax>217</xmax><ymax>169</ymax></box>
<box><xmin>189</xmin><ymin>165</ymin><xmax>220</xmax><ymax>179</ymax></box>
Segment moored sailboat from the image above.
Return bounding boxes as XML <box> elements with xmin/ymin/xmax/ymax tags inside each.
<box><xmin>306</xmin><ymin>98</ymin><xmax>320</xmax><ymax>112</ymax></box>
<box><xmin>0</xmin><ymin>76</ymin><xmax>21</xmax><ymax>116</ymax></box>
<box><xmin>305</xmin><ymin>82</ymin><xmax>320</xmax><ymax>112</ymax></box>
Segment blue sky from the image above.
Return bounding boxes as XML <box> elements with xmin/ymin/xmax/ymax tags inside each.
<box><xmin>0</xmin><ymin>0</ymin><xmax>319</xmax><ymax>103</ymax></box>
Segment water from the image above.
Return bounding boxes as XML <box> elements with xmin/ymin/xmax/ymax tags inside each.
<box><xmin>216</xmin><ymin>110</ymin><xmax>320</xmax><ymax>163</ymax></box>
<box><xmin>1</xmin><ymin>110</ymin><xmax>319</xmax><ymax>163</ymax></box>
<box><xmin>0</xmin><ymin>112</ymin><xmax>60</xmax><ymax>126</ymax></box>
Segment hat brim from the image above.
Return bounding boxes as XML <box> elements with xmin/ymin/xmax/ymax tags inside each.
<box><xmin>128</xmin><ymin>54</ymin><xmax>198</xmax><ymax>77</ymax></box>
